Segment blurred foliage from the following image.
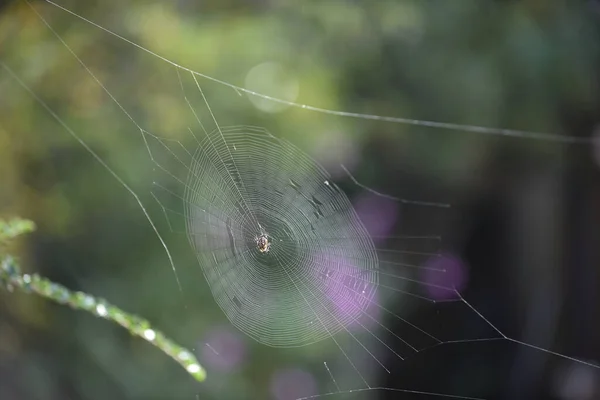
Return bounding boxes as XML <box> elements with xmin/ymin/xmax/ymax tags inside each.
<box><xmin>0</xmin><ymin>217</ymin><xmax>36</xmax><ymax>242</ymax></box>
<box><xmin>0</xmin><ymin>218</ymin><xmax>206</xmax><ymax>382</ymax></box>
<box><xmin>0</xmin><ymin>0</ymin><xmax>599</xmax><ymax>400</ymax></box>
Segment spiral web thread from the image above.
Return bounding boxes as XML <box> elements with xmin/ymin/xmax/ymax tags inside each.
<box><xmin>4</xmin><ymin>1</ymin><xmax>600</xmax><ymax>399</ymax></box>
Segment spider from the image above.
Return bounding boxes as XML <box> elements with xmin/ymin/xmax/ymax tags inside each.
<box><xmin>255</xmin><ymin>233</ymin><xmax>271</xmax><ymax>253</ymax></box>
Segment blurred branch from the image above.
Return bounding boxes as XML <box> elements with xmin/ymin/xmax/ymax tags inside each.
<box><xmin>0</xmin><ymin>218</ymin><xmax>206</xmax><ymax>382</ymax></box>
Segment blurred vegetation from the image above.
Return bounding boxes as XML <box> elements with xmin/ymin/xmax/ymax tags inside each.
<box><xmin>0</xmin><ymin>1</ymin><xmax>599</xmax><ymax>400</ymax></box>
<box><xmin>0</xmin><ymin>218</ymin><xmax>206</xmax><ymax>383</ymax></box>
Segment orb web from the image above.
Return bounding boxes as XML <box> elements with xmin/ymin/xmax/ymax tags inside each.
<box><xmin>184</xmin><ymin>125</ymin><xmax>379</xmax><ymax>346</ymax></box>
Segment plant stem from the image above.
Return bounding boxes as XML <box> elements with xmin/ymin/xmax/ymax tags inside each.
<box><xmin>0</xmin><ymin>218</ymin><xmax>206</xmax><ymax>382</ymax></box>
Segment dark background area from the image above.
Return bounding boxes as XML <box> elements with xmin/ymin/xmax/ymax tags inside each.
<box><xmin>1</xmin><ymin>1</ymin><xmax>600</xmax><ymax>399</ymax></box>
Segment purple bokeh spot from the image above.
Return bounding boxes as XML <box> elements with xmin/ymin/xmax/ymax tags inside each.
<box><xmin>312</xmin><ymin>251</ymin><xmax>378</xmax><ymax>328</ymax></box>
<box><xmin>270</xmin><ymin>368</ymin><xmax>317</xmax><ymax>400</ymax></box>
<box><xmin>201</xmin><ymin>326</ymin><xmax>246</xmax><ymax>371</ymax></box>
<box><xmin>353</xmin><ymin>192</ymin><xmax>399</xmax><ymax>242</ymax></box>
<box><xmin>422</xmin><ymin>253</ymin><xmax>468</xmax><ymax>300</ymax></box>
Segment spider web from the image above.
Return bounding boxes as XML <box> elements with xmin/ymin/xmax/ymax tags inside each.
<box><xmin>156</xmin><ymin>121</ymin><xmax>381</xmax><ymax>347</ymax></box>
<box><xmin>2</xmin><ymin>1</ymin><xmax>599</xmax><ymax>399</ymax></box>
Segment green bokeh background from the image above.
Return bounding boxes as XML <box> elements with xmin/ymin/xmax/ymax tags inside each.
<box><xmin>1</xmin><ymin>1</ymin><xmax>600</xmax><ymax>399</ymax></box>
